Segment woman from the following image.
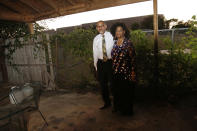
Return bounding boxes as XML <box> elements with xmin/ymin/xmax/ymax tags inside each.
<box><xmin>110</xmin><ymin>23</ymin><xmax>137</xmax><ymax>116</ymax></box>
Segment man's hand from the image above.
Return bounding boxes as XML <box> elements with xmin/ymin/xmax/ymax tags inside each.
<box><xmin>89</xmin><ymin>62</ymin><xmax>98</xmax><ymax>80</ymax></box>
<box><xmin>94</xmin><ymin>68</ymin><xmax>98</xmax><ymax>80</ymax></box>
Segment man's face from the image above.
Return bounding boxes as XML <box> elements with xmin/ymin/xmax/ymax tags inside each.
<box><xmin>96</xmin><ymin>22</ymin><xmax>107</xmax><ymax>34</ymax></box>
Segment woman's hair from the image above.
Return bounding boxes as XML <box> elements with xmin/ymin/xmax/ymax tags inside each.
<box><xmin>110</xmin><ymin>22</ymin><xmax>130</xmax><ymax>40</ymax></box>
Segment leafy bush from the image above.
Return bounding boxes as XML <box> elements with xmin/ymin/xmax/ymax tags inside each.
<box><xmin>50</xmin><ymin>27</ymin><xmax>97</xmax><ymax>63</ymax></box>
<box><xmin>183</xmin><ymin>15</ymin><xmax>197</xmax><ymax>58</ymax></box>
<box><xmin>130</xmin><ymin>30</ymin><xmax>154</xmax><ymax>87</ymax></box>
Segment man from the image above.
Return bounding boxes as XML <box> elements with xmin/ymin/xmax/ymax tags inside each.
<box><xmin>93</xmin><ymin>21</ymin><xmax>114</xmax><ymax>110</ymax></box>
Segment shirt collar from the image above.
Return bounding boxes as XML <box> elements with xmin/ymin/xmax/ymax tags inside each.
<box><xmin>100</xmin><ymin>31</ymin><xmax>108</xmax><ymax>37</ymax></box>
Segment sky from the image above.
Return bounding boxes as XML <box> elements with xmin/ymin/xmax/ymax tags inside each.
<box><xmin>37</xmin><ymin>0</ymin><xmax>197</xmax><ymax>30</ymax></box>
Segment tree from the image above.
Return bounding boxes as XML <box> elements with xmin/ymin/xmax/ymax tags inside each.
<box><xmin>141</xmin><ymin>15</ymin><xmax>167</xmax><ymax>30</ymax></box>
<box><xmin>165</xmin><ymin>18</ymin><xmax>178</xmax><ymax>29</ymax></box>
<box><xmin>131</xmin><ymin>22</ymin><xmax>140</xmax><ymax>30</ymax></box>
<box><xmin>172</xmin><ymin>21</ymin><xmax>191</xmax><ymax>28</ymax></box>
<box><xmin>183</xmin><ymin>15</ymin><xmax>197</xmax><ymax>58</ymax></box>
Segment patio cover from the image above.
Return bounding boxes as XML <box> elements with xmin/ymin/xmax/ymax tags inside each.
<box><xmin>0</xmin><ymin>0</ymin><xmax>149</xmax><ymax>22</ymax></box>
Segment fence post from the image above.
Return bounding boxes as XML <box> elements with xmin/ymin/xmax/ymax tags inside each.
<box><xmin>46</xmin><ymin>34</ymin><xmax>56</xmax><ymax>90</ymax></box>
<box><xmin>171</xmin><ymin>29</ymin><xmax>175</xmax><ymax>44</ymax></box>
<box><xmin>55</xmin><ymin>37</ymin><xmax>58</xmax><ymax>85</ymax></box>
<box><xmin>153</xmin><ymin>0</ymin><xmax>159</xmax><ymax>88</ymax></box>
<box><xmin>0</xmin><ymin>41</ymin><xmax>8</xmax><ymax>82</ymax></box>
<box><xmin>27</xmin><ymin>23</ymin><xmax>34</xmax><ymax>34</ymax></box>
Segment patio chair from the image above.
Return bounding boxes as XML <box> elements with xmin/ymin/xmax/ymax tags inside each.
<box><xmin>0</xmin><ymin>83</ymin><xmax>48</xmax><ymax>131</ymax></box>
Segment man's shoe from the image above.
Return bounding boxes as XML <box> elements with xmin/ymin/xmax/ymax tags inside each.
<box><xmin>112</xmin><ymin>108</ymin><xmax>118</xmax><ymax>113</ymax></box>
<box><xmin>121</xmin><ymin>111</ymin><xmax>134</xmax><ymax>116</ymax></box>
<box><xmin>99</xmin><ymin>104</ymin><xmax>111</xmax><ymax>110</ymax></box>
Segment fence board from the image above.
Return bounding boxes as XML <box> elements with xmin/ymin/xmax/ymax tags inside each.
<box><xmin>5</xmin><ymin>37</ymin><xmax>47</xmax><ymax>84</ymax></box>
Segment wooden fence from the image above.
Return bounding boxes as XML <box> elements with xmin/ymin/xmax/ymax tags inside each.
<box><xmin>4</xmin><ymin>35</ymin><xmax>56</xmax><ymax>90</ymax></box>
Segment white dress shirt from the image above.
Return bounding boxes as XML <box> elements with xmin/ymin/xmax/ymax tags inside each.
<box><xmin>93</xmin><ymin>31</ymin><xmax>114</xmax><ymax>71</ymax></box>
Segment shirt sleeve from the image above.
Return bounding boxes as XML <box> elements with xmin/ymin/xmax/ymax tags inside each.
<box><xmin>128</xmin><ymin>42</ymin><xmax>137</xmax><ymax>82</ymax></box>
<box><xmin>93</xmin><ymin>38</ymin><xmax>98</xmax><ymax>71</ymax></box>
<box><xmin>107</xmin><ymin>32</ymin><xmax>114</xmax><ymax>58</ymax></box>
<box><xmin>109</xmin><ymin>32</ymin><xmax>114</xmax><ymax>45</ymax></box>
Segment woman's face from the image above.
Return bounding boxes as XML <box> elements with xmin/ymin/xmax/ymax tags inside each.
<box><xmin>115</xmin><ymin>26</ymin><xmax>125</xmax><ymax>39</ymax></box>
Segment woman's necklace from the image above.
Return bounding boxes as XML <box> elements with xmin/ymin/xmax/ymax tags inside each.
<box><xmin>117</xmin><ymin>38</ymin><xmax>124</xmax><ymax>46</ymax></box>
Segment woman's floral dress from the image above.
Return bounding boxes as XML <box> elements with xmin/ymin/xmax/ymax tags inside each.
<box><xmin>111</xmin><ymin>38</ymin><xmax>137</xmax><ymax>115</ymax></box>
<box><xmin>111</xmin><ymin>38</ymin><xmax>136</xmax><ymax>83</ymax></box>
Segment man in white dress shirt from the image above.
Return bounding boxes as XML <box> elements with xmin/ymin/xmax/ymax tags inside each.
<box><xmin>93</xmin><ymin>21</ymin><xmax>114</xmax><ymax>110</ymax></box>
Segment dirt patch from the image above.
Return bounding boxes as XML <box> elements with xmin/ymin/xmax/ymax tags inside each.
<box><xmin>27</xmin><ymin>92</ymin><xmax>197</xmax><ymax>131</ymax></box>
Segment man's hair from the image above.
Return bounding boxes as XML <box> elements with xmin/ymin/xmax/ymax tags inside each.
<box><xmin>96</xmin><ymin>20</ymin><xmax>106</xmax><ymax>26</ymax></box>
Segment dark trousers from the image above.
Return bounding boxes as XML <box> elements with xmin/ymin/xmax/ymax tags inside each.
<box><xmin>97</xmin><ymin>59</ymin><xmax>112</xmax><ymax>105</ymax></box>
<box><xmin>112</xmin><ymin>74</ymin><xmax>135</xmax><ymax>115</ymax></box>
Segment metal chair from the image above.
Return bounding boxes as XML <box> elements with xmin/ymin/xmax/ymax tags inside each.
<box><xmin>0</xmin><ymin>83</ymin><xmax>48</xmax><ymax>131</ymax></box>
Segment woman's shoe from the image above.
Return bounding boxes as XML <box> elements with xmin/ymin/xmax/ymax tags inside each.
<box><xmin>99</xmin><ymin>104</ymin><xmax>111</xmax><ymax>110</ymax></box>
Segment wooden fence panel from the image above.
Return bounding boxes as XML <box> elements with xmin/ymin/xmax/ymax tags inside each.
<box><xmin>5</xmin><ymin>38</ymin><xmax>47</xmax><ymax>84</ymax></box>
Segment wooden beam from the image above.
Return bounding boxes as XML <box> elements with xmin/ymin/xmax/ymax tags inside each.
<box><xmin>40</xmin><ymin>0</ymin><xmax>61</xmax><ymax>16</ymax></box>
<box><xmin>88</xmin><ymin>0</ymin><xmax>149</xmax><ymax>10</ymax></box>
<box><xmin>0</xmin><ymin>13</ymin><xmax>26</xmax><ymax>22</ymax></box>
<box><xmin>33</xmin><ymin>0</ymin><xmax>149</xmax><ymax>21</ymax></box>
<box><xmin>34</xmin><ymin>4</ymin><xmax>86</xmax><ymax>21</ymax></box>
<box><xmin>0</xmin><ymin>1</ymin><xmax>37</xmax><ymax>15</ymax></box>
<box><xmin>0</xmin><ymin>5</ymin><xmax>27</xmax><ymax>22</ymax></box>
<box><xmin>41</xmin><ymin>0</ymin><xmax>58</xmax><ymax>9</ymax></box>
<box><xmin>67</xmin><ymin>0</ymin><xmax>76</xmax><ymax>5</ymax></box>
<box><xmin>46</xmin><ymin>0</ymin><xmax>148</xmax><ymax>20</ymax></box>
<box><xmin>153</xmin><ymin>0</ymin><xmax>159</xmax><ymax>87</ymax></box>
<box><xmin>153</xmin><ymin>0</ymin><xmax>158</xmax><ymax>56</ymax></box>
<box><xmin>19</xmin><ymin>0</ymin><xmax>53</xmax><ymax>13</ymax></box>
<box><xmin>27</xmin><ymin>23</ymin><xmax>34</xmax><ymax>34</ymax></box>
<box><xmin>17</xmin><ymin>0</ymin><xmax>39</xmax><ymax>13</ymax></box>
<box><xmin>0</xmin><ymin>0</ymin><xmax>150</xmax><ymax>22</ymax></box>
<box><xmin>60</xmin><ymin>0</ymin><xmax>75</xmax><ymax>7</ymax></box>
<box><xmin>58</xmin><ymin>4</ymin><xmax>87</xmax><ymax>15</ymax></box>
<box><xmin>0</xmin><ymin>3</ymin><xmax>19</xmax><ymax>14</ymax></box>
<box><xmin>153</xmin><ymin>0</ymin><xmax>158</xmax><ymax>47</ymax></box>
